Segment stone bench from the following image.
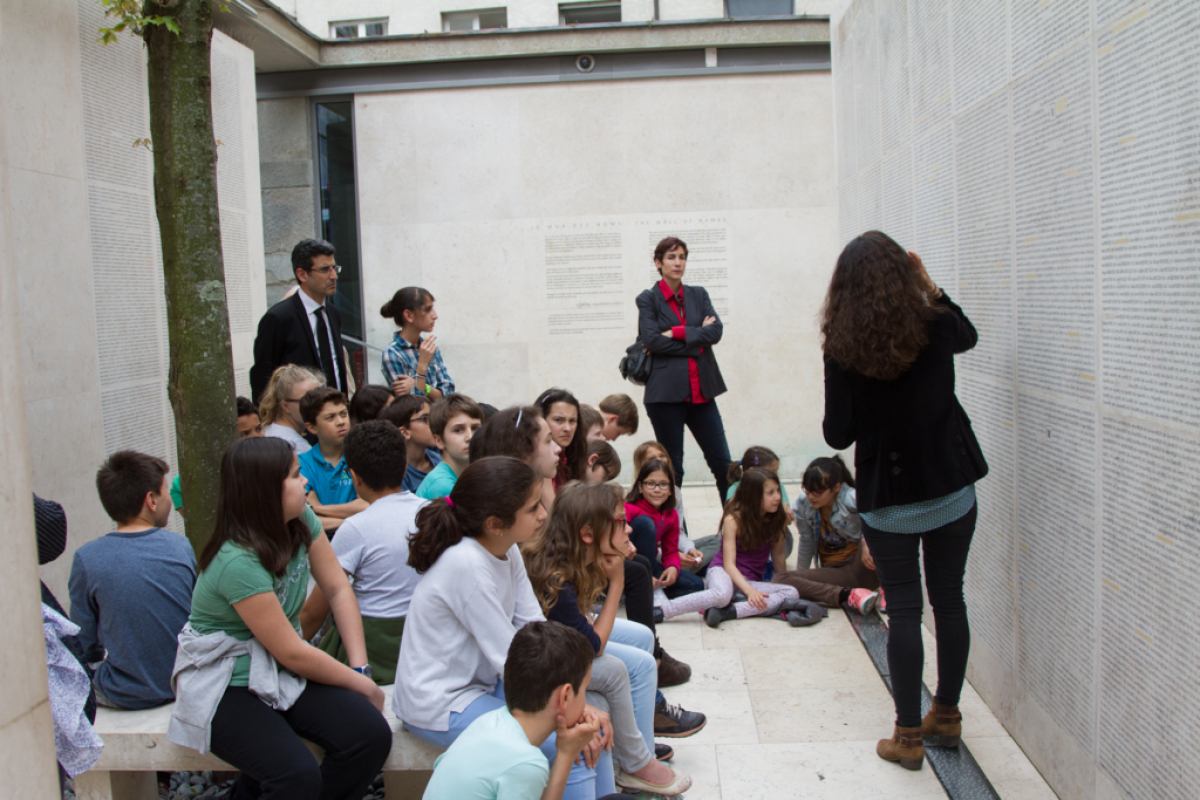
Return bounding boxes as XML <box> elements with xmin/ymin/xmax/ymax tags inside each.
<box><xmin>76</xmin><ymin>685</ymin><xmax>440</xmax><ymax>800</ymax></box>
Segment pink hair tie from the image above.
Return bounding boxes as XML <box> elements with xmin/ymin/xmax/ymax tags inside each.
<box><xmin>445</xmin><ymin>497</ymin><xmax>455</xmax><ymax>508</ymax></box>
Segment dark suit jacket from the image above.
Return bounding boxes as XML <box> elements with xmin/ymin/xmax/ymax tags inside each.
<box><xmin>636</xmin><ymin>283</ymin><xmax>727</xmax><ymax>404</ymax></box>
<box><xmin>250</xmin><ymin>292</ymin><xmax>347</xmax><ymax>401</ymax></box>
<box><xmin>823</xmin><ymin>292</ymin><xmax>988</xmax><ymax>513</ymax></box>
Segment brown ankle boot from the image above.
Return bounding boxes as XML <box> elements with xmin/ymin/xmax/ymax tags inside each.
<box><xmin>920</xmin><ymin>702</ymin><xmax>962</xmax><ymax>747</ymax></box>
<box><xmin>877</xmin><ymin>725</ymin><xmax>924</xmax><ymax>770</ymax></box>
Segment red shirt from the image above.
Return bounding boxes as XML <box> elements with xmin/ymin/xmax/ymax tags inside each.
<box><xmin>625</xmin><ymin>499</ymin><xmax>682</xmax><ymax>571</ymax></box>
<box><xmin>658</xmin><ymin>279</ymin><xmax>708</xmax><ymax>404</ymax></box>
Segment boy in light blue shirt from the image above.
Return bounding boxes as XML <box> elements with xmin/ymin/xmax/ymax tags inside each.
<box><xmin>417</xmin><ymin>394</ymin><xmax>484</xmax><ymax>500</ymax></box>
<box><xmin>298</xmin><ymin>386</ymin><xmax>366</xmax><ymax>531</ymax></box>
<box><xmin>423</xmin><ymin>622</ymin><xmax>604</xmax><ymax>800</ymax></box>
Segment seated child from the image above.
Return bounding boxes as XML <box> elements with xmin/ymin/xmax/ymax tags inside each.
<box><xmin>348</xmin><ymin>384</ymin><xmax>394</xmax><ymax>425</ymax></box>
<box><xmin>469</xmin><ymin>405</ymin><xmax>561</xmax><ymax>511</ymax></box>
<box><xmin>625</xmin><ymin>458</ymin><xmax>704</xmax><ymax>599</ymax></box>
<box><xmin>536</xmin><ymin>389</ymin><xmax>588</xmax><ymax>487</ymax></box>
<box><xmin>598</xmin><ymin>394</ymin><xmax>638</xmax><ymax>441</ymax></box>
<box><xmin>523</xmin><ymin>483</ymin><xmax>695</xmax><ymax>794</ymax></box>
<box><xmin>171</xmin><ymin>396</ymin><xmax>263</xmax><ymax>515</ymax></box>
<box><xmin>394</xmin><ymin>457</ymin><xmax>609</xmax><ymax>800</ymax></box>
<box><xmin>772</xmin><ymin>455</ymin><xmax>880</xmax><ymax>614</ymax></box>
<box><xmin>381</xmin><ymin>395</ymin><xmax>442</xmax><ymax>493</ymax></box>
<box><xmin>298</xmin><ymin>387</ymin><xmax>366</xmax><ymax>531</ymax></box>
<box><xmin>632</xmin><ymin>442</ymin><xmax>705</xmax><ymax>573</ymax></box>
<box><xmin>69</xmin><ymin>451</ymin><xmax>196</xmax><ymax>709</ymax></box>
<box><xmin>259</xmin><ymin>364</ymin><xmax>325</xmax><ymax>454</ymax></box>
<box><xmin>580</xmin><ymin>404</ymin><xmax>605</xmax><ymax>442</ymax></box>
<box><xmin>727</xmin><ymin>445</ymin><xmax>796</xmax><ymax>579</ymax></box>
<box><xmin>584</xmin><ymin>440</ymin><xmax>621</xmax><ymax>484</ymax></box>
<box><xmin>172</xmin><ymin>437</ymin><xmax>390</xmax><ymax>798</ymax></box>
<box><xmin>417</xmin><ymin>393</ymin><xmax>484</xmax><ymax>500</ymax></box>
<box><xmin>299</xmin><ymin>420</ymin><xmax>425</xmax><ymax>684</ymax></box>
<box><xmin>655</xmin><ymin>469</ymin><xmax>821</xmax><ymax>628</ymax></box>
<box><xmin>422</xmin><ymin>622</ymin><xmax>606</xmax><ymax>800</ymax></box>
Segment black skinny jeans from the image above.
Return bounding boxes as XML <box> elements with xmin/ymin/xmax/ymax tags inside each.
<box><xmin>862</xmin><ymin>503</ymin><xmax>977</xmax><ymax>728</ymax></box>
<box><xmin>644</xmin><ymin>400</ymin><xmax>732</xmax><ymax>504</ymax></box>
<box><xmin>622</xmin><ymin>555</ymin><xmax>660</xmax><ymax>658</ymax></box>
<box><xmin>209</xmin><ymin>682</ymin><xmax>392</xmax><ymax>800</ymax></box>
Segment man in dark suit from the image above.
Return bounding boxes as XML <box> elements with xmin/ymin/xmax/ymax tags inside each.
<box><xmin>250</xmin><ymin>238</ymin><xmax>349</xmax><ymax>401</ymax></box>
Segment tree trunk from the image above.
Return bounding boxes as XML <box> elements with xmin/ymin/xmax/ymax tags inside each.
<box><xmin>144</xmin><ymin>0</ymin><xmax>237</xmax><ymax>556</ymax></box>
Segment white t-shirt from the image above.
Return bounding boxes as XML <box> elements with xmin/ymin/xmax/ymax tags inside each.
<box><xmin>392</xmin><ymin>538</ymin><xmax>545</xmax><ymax>731</ymax></box>
<box><xmin>264</xmin><ymin>422</ymin><xmax>312</xmax><ymax>454</ymax></box>
<box><xmin>332</xmin><ymin>491</ymin><xmax>426</xmax><ymax>618</ymax></box>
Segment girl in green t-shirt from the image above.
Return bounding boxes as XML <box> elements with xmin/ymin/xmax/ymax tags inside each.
<box><xmin>186</xmin><ymin>437</ymin><xmax>391</xmax><ymax>799</ymax></box>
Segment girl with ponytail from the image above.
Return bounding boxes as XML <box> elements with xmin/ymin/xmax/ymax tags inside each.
<box><xmin>772</xmin><ymin>454</ymin><xmax>881</xmax><ymax>615</ymax></box>
<box><xmin>380</xmin><ymin>286</ymin><xmax>454</xmax><ymax>400</ymax></box>
<box><xmin>394</xmin><ymin>457</ymin><xmax>613</xmax><ymax>800</ymax></box>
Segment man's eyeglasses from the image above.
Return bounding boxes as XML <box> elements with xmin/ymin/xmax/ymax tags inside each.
<box><xmin>309</xmin><ymin>264</ymin><xmax>342</xmax><ymax>276</ymax></box>
<box><xmin>641</xmin><ymin>481</ymin><xmax>672</xmax><ymax>491</ymax></box>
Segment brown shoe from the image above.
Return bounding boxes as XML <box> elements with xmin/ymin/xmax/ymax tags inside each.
<box><xmin>657</xmin><ymin>648</ymin><xmax>691</xmax><ymax>688</ymax></box>
<box><xmin>921</xmin><ymin>702</ymin><xmax>962</xmax><ymax>747</ymax></box>
<box><xmin>877</xmin><ymin>725</ymin><xmax>924</xmax><ymax>770</ymax></box>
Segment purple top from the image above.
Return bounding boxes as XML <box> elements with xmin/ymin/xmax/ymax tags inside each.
<box><xmin>711</xmin><ymin>534</ymin><xmax>773</xmax><ymax>582</ymax></box>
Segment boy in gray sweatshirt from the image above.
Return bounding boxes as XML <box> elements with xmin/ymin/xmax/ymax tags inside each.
<box><xmin>68</xmin><ymin>451</ymin><xmax>196</xmax><ymax>709</ymax></box>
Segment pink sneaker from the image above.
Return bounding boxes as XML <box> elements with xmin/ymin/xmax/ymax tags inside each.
<box><xmin>878</xmin><ymin>588</ymin><xmax>887</xmax><ymax>614</ymax></box>
<box><xmin>847</xmin><ymin>588</ymin><xmax>879</xmax><ymax>615</ymax></box>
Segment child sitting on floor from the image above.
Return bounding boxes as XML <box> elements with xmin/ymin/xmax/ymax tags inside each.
<box><xmin>657</xmin><ymin>468</ymin><xmax>822</xmax><ymax>628</ymax></box>
<box><xmin>584</xmin><ymin>440</ymin><xmax>621</xmax><ymax>484</ymax></box>
<box><xmin>417</xmin><ymin>393</ymin><xmax>484</xmax><ymax>500</ymax></box>
<box><xmin>298</xmin><ymin>386</ymin><xmax>366</xmax><ymax>531</ymax></box>
<box><xmin>625</xmin><ymin>457</ymin><xmax>704</xmax><ymax>599</ymax></box>
<box><xmin>381</xmin><ymin>394</ymin><xmax>442</xmax><ymax>493</ymax></box>
<box><xmin>597</xmin><ymin>394</ymin><xmax>638</xmax><ymax>441</ymax></box>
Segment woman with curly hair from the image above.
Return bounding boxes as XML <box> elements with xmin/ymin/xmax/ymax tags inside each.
<box><xmin>822</xmin><ymin>231</ymin><xmax>988</xmax><ymax>770</ymax></box>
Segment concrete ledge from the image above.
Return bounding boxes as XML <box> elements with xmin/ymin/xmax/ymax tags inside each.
<box><xmin>80</xmin><ymin>686</ymin><xmax>439</xmax><ymax>799</ymax></box>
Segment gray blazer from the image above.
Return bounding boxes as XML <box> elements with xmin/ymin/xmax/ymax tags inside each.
<box><xmin>636</xmin><ymin>283</ymin><xmax>728</xmax><ymax>404</ymax></box>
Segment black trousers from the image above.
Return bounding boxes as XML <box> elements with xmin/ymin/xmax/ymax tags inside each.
<box><xmin>862</xmin><ymin>504</ymin><xmax>977</xmax><ymax>728</ymax></box>
<box><xmin>644</xmin><ymin>400</ymin><xmax>732</xmax><ymax>504</ymax></box>
<box><xmin>622</xmin><ymin>556</ymin><xmax>660</xmax><ymax>659</ymax></box>
<box><xmin>209</xmin><ymin>682</ymin><xmax>392</xmax><ymax>800</ymax></box>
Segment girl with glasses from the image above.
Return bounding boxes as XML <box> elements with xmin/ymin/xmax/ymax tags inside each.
<box><xmin>624</xmin><ymin>458</ymin><xmax>704</xmax><ymax>600</ymax></box>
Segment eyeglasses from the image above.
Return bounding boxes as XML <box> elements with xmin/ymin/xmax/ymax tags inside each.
<box><xmin>610</xmin><ymin>515</ymin><xmax>628</xmax><ymax>525</ymax></box>
<box><xmin>641</xmin><ymin>481</ymin><xmax>672</xmax><ymax>491</ymax></box>
<box><xmin>804</xmin><ymin>486</ymin><xmax>831</xmax><ymax>496</ymax></box>
<box><xmin>309</xmin><ymin>264</ymin><xmax>342</xmax><ymax>276</ymax></box>
<box><xmin>410</xmin><ymin>414</ymin><xmax>430</xmax><ymax>425</ymax></box>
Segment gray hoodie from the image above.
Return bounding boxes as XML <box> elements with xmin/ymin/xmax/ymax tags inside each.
<box><xmin>168</xmin><ymin>624</ymin><xmax>306</xmax><ymax>753</ymax></box>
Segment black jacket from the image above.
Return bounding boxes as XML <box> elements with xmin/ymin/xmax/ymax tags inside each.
<box><xmin>250</xmin><ymin>291</ymin><xmax>347</xmax><ymax>401</ymax></box>
<box><xmin>636</xmin><ymin>283</ymin><xmax>727</xmax><ymax>404</ymax></box>
<box><xmin>823</xmin><ymin>292</ymin><xmax>988</xmax><ymax>512</ymax></box>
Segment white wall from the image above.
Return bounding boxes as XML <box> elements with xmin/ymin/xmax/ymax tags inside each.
<box><xmin>17</xmin><ymin>3</ymin><xmax>267</xmax><ymax>604</ymax></box>
<box><xmin>834</xmin><ymin>1</ymin><xmax>1200</xmax><ymax>798</ymax></box>
<box><xmin>352</xmin><ymin>71</ymin><xmax>838</xmax><ymax>485</ymax></box>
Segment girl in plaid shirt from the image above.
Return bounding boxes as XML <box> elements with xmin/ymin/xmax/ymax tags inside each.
<box><xmin>381</xmin><ymin>287</ymin><xmax>455</xmax><ymax>399</ymax></box>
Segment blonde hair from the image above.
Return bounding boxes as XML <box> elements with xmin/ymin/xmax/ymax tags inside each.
<box><xmin>259</xmin><ymin>365</ymin><xmax>326</xmax><ymax>425</ymax></box>
<box><xmin>632</xmin><ymin>440</ymin><xmax>669</xmax><ymax>478</ymax></box>
<box><xmin>523</xmin><ymin>482</ymin><xmax>624</xmax><ymax>618</ymax></box>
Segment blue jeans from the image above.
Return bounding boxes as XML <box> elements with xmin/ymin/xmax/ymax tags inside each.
<box><xmin>404</xmin><ymin>681</ymin><xmax>609</xmax><ymax>799</ymax></box>
<box><xmin>644</xmin><ymin>400</ymin><xmax>733</xmax><ymax>504</ymax></box>
<box><xmin>606</xmin><ymin>619</ymin><xmax>659</xmax><ymax>754</ymax></box>
<box><xmin>629</xmin><ymin>516</ymin><xmax>706</xmax><ymax>600</ymax></box>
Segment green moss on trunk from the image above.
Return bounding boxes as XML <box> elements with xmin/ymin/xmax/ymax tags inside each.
<box><xmin>144</xmin><ymin>0</ymin><xmax>237</xmax><ymax>555</ymax></box>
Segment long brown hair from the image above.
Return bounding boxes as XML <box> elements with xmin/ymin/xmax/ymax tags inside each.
<box><xmin>523</xmin><ymin>482</ymin><xmax>624</xmax><ymax>617</ymax></box>
<box><xmin>407</xmin><ymin>456</ymin><xmax>540</xmax><ymax>573</ymax></box>
<box><xmin>199</xmin><ymin>437</ymin><xmax>312</xmax><ymax>576</ymax></box>
<box><xmin>720</xmin><ymin>468</ymin><xmax>788</xmax><ymax>553</ymax></box>
<box><xmin>469</xmin><ymin>405</ymin><xmax>544</xmax><ymax>464</ymax></box>
<box><xmin>821</xmin><ymin>230</ymin><xmax>943</xmax><ymax>380</ymax></box>
<box><xmin>536</xmin><ymin>388</ymin><xmax>588</xmax><ymax>483</ymax></box>
<box><xmin>625</xmin><ymin>457</ymin><xmax>677</xmax><ymax>512</ymax></box>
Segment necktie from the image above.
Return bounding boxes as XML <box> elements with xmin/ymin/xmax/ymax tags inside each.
<box><xmin>313</xmin><ymin>306</ymin><xmax>337</xmax><ymax>389</ymax></box>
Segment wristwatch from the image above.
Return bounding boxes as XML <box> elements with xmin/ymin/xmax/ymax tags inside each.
<box><xmin>351</xmin><ymin>664</ymin><xmax>373</xmax><ymax>678</ymax></box>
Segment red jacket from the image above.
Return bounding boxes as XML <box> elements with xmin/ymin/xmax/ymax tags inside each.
<box><xmin>625</xmin><ymin>499</ymin><xmax>681</xmax><ymax>571</ymax></box>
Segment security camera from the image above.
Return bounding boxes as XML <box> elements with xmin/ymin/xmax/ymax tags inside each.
<box><xmin>576</xmin><ymin>54</ymin><xmax>595</xmax><ymax>73</ymax></box>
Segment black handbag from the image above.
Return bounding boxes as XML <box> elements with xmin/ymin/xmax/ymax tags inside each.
<box><xmin>619</xmin><ymin>340</ymin><xmax>653</xmax><ymax>385</ymax></box>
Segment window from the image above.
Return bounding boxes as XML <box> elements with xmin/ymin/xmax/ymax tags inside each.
<box><xmin>442</xmin><ymin>8</ymin><xmax>508</xmax><ymax>32</ymax></box>
<box><xmin>725</xmin><ymin>0</ymin><xmax>793</xmax><ymax>16</ymax></box>
<box><xmin>560</xmin><ymin>1</ymin><xmax>621</xmax><ymax>25</ymax></box>
<box><xmin>330</xmin><ymin>18</ymin><xmax>389</xmax><ymax>39</ymax></box>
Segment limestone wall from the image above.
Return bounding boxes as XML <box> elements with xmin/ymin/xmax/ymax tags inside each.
<box><xmin>349</xmin><ymin>70</ymin><xmax>840</xmax><ymax>483</ymax></box>
<box><xmin>832</xmin><ymin>1</ymin><xmax>1199</xmax><ymax>798</ymax></box>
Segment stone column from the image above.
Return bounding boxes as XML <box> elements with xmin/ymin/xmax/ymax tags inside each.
<box><xmin>0</xmin><ymin>4</ymin><xmax>65</xmax><ymax>794</ymax></box>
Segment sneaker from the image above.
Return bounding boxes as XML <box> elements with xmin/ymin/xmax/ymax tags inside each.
<box><xmin>653</xmin><ymin>698</ymin><xmax>707</xmax><ymax>738</ymax></box>
<box><xmin>653</xmin><ymin>606</ymin><xmax>664</xmax><ymax>624</ymax></box>
<box><xmin>847</xmin><ymin>588</ymin><xmax>879</xmax><ymax>616</ymax></box>
<box><xmin>878</xmin><ymin>588</ymin><xmax>887</xmax><ymax>614</ymax></box>
<box><xmin>655</xmin><ymin>742</ymin><xmax>674</xmax><ymax>761</ymax></box>
<box><xmin>657</xmin><ymin>648</ymin><xmax>691</xmax><ymax>688</ymax></box>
